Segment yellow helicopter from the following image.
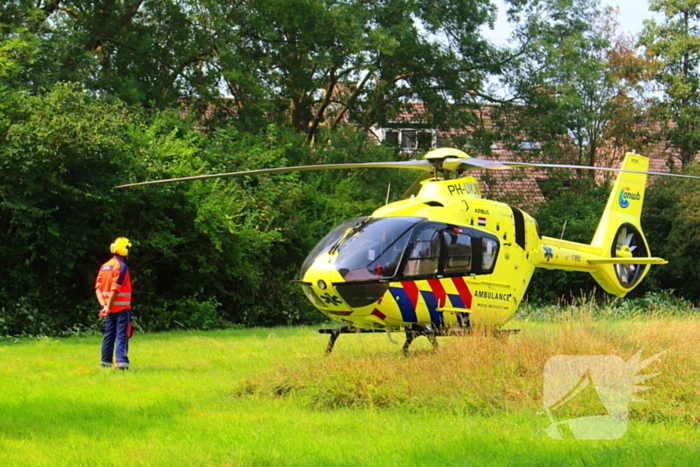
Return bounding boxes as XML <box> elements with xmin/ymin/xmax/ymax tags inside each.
<box><xmin>117</xmin><ymin>148</ymin><xmax>698</xmax><ymax>354</ymax></box>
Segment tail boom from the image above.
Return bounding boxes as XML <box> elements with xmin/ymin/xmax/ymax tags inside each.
<box><xmin>534</xmin><ymin>153</ymin><xmax>665</xmax><ymax>297</ymax></box>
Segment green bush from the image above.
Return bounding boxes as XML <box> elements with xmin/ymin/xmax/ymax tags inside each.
<box><xmin>526</xmin><ymin>177</ymin><xmax>610</xmax><ymax>303</ymax></box>
<box><xmin>642</xmin><ymin>164</ymin><xmax>700</xmax><ymax>302</ymax></box>
<box><xmin>0</xmin><ymin>85</ymin><xmax>422</xmax><ymax>334</ymax></box>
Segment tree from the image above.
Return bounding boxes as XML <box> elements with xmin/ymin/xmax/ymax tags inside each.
<box><xmin>640</xmin><ymin>0</ymin><xmax>700</xmax><ymax>169</ymax></box>
<box><xmin>199</xmin><ymin>0</ymin><xmax>511</xmax><ymax>140</ymax></box>
<box><xmin>0</xmin><ymin>83</ymin><xmax>142</xmax><ymax>334</ymax></box>
<box><xmin>527</xmin><ymin>178</ymin><xmax>611</xmax><ymax>303</ymax></box>
<box><xmin>1</xmin><ymin>0</ymin><xmax>219</xmax><ymax>107</ymax></box>
<box><xmin>0</xmin><ymin>83</ymin><xmax>308</xmax><ymax>333</ymax></box>
<box><xmin>642</xmin><ymin>162</ymin><xmax>700</xmax><ymax>300</ymax></box>
<box><xmin>495</xmin><ymin>0</ymin><xmax>643</xmax><ymax>169</ymax></box>
<box><xmin>0</xmin><ymin>80</ymin><xmax>426</xmax><ymax>334</ymax></box>
<box><xmin>2</xmin><ymin>0</ymin><xmax>522</xmax><ymax>137</ymax></box>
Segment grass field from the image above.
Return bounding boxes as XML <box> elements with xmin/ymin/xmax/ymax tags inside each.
<box><xmin>1</xmin><ymin>311</ymin><xmax>699</xmax><ymax>466</ymax></box>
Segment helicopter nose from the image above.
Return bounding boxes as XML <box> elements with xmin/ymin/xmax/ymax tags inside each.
<box><xmin>300</xmin><ymin>262</ymin><xmax>353</xmax><ymax>315</ymax></box>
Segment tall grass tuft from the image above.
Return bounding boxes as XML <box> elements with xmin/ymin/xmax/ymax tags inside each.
<box><xmin>237</xmin><ymin>300</ymin><xmax>699</xmax><ymax>425</ymax></box>
<box><xmin>515</xmin><ymin>289</ymin><xmax>697</xmax><ymax>322</ymax></box>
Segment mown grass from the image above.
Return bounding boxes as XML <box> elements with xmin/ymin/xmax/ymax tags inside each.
<box><xmin>0</xmin><ymin>306</ymin><xmax>698</xmax><ymax>466</ymax></box>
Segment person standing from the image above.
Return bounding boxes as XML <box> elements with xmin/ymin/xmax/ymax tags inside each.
<box><xmin>95</xmin><ymin>237</ymin><xmax>133</xmax><ymax>370</ymax></box>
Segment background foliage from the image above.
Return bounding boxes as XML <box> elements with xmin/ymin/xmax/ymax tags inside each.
<box><xmin>1</xmin><ymin>0</ymin><xmax>699</xmax><ymax>335</ymax></box>
<box><xmin>0</xmin><ymin>84</ymin><xmax>417</xmax><ymax>334</ymax></box>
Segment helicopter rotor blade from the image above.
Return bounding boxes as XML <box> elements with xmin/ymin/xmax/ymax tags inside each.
<box><xmin>501</xmin><ymin>161</ymin><xmax>700</xmax><ymax>180</ymax></box>
<box><xmin>618</xmin><ymin>263</ymin><xmax>637</xmax><ymax>282</ymax></box>
<box><xmin>115</xmin><ymin>147</ymin><xmax>700</xmax><ymax>190</ymax></box>
<box><xmin>447</xmin><ymin>158</ymin><xmax>513</xmax><ymax>171</ymax></box>
<box><xmin>115</xmin><ymin>159</ymin><xmax>435</xmax><ymax>188</ymax></box>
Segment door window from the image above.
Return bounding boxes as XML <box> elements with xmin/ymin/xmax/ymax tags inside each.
<box><xmin>403</xmin><ymin>224</ymin><xmax>441</xmax><ymax>277</ymax></box>
<box><xmin>442</xmin><ymin>230</ymin><xmax>472</xmax><ymax>273</ymax></box>
<box><xmin>482</xmin><ymin>237</ymin><xmax>498</xmax><ymax>271</ymax></box>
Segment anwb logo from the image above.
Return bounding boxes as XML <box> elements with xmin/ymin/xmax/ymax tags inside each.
<box><xmin>542</xmin><ymin>350</ymin><xmax>665</xmax><ymax>440</ymax></box>
<box><xmin>618</xmin><ymin>187</ymin><xmax>641</xmax><ymax>209</ymax></box>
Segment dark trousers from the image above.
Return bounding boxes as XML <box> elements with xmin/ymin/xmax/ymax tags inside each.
<box><xmin>102</xmin><ymin>309</ymin><xmax>131</xmax><ymax>366</ymax></box>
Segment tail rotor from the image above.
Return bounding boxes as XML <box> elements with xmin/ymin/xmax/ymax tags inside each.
<box><xmin>612</xmin><ymin>223</ymin><xmax>648</xmax><ymax>288</ymax></box>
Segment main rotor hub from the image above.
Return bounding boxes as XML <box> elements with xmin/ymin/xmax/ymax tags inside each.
<box><xmin>423</xmin><ymin>148</ymin><xmax>471</xmax><ymax>179</ymax></box>
<box><xmin>422</xmin><ymin>148</ymin><xmax>470</xmax><ymax>161</ymax></box>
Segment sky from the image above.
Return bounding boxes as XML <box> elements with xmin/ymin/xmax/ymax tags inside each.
<box><xmin>483</xmin><ymin>0</ymin><xmax>662</xmax><ymax>45</ymax></box>
<box><xmin>608</xmin><ymin>0</ymin><xmax>661</xmax><ymax>37</ymax></box>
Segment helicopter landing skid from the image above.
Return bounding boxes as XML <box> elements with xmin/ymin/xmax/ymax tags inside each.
<box><xmin>319</xmin><ymin>325</ymin><xmax>440</xmax><ymax>356</ymax></box>
<box><xmin>319</xmin><ymin>325</ymin><xmax>520</xmax><ymax>355</ymax></box>
<box><xmin>401</xmin><ymin>326</ymin><xmax>439</xmax><ymax>355</ymax></box>
<box><xmin>319</xmin><ymin>325</ymin><xmax>386</xmax><ymax>356</ymax></box>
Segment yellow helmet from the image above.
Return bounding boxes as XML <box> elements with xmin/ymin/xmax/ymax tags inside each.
<box><xmin>110</xmin><ymin>237</ymin><xmax>132</xmax><ymax>257</ymax></box>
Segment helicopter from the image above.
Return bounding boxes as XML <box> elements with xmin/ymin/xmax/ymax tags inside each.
<box><xmin>117</xmin><ymin>148</ymin><xmax>700</xmax><ymax>354</ymax></box>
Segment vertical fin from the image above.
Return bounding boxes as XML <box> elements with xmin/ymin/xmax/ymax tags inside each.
<box><xmin>591</xmin><ymin>153</ymin><xmax>648</xmax><ymax>249</ymax></box>
<box><xmin>589</xmin><ymin>153</ymin><xmax>652</xmax><ymax>296</ymax></box>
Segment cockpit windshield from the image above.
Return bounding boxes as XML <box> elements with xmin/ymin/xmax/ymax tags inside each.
<box><xmin>334</xmin><ymin>216</ymin><xmax>424</xmax><ymax>281</ymax></box>
<box><xmin>299</xmin><ymin>217</ymin><xmax>368</xmax><ymax>279</ymax></box>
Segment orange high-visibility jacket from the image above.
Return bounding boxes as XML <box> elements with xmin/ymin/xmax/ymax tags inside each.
<box><xmin>95</xmin><ymin>256</ymin><xmax>132</xmax><ymax>312</ymax></box>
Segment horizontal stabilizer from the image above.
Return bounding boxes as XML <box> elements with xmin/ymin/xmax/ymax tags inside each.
<box><xmin>587</xmin><ymin>257</ymin><xmax>667</xmax><ymax>265</ymax></box>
